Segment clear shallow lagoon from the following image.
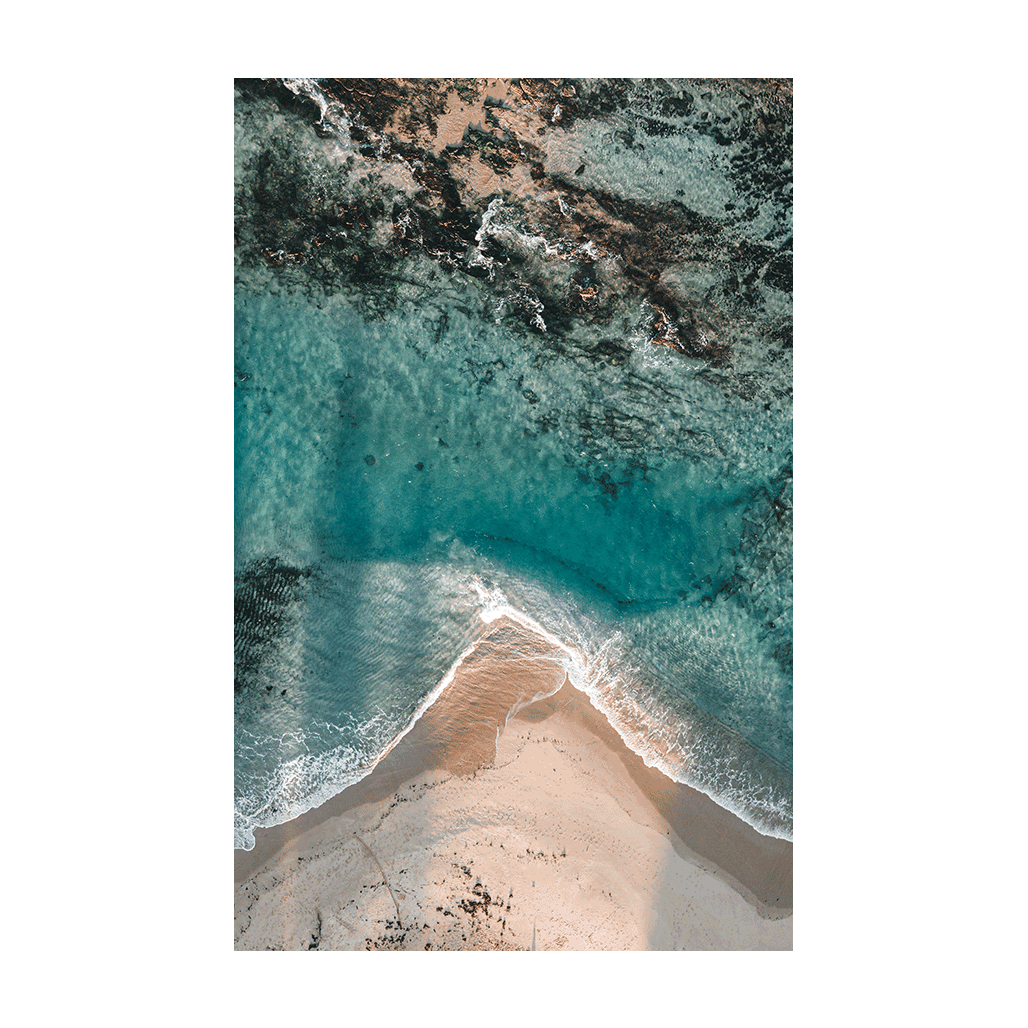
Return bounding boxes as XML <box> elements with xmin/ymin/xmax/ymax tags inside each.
<box><xmin>235</xmin><ymin>79</ymin><xmax>793</xmax><ymax>849</ymax></box>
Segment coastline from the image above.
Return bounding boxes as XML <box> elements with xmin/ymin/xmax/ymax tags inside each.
<box><xmin>234</xmin><ymin>620</ymin><xmax>792</xmax><ymax>950</ymax></box>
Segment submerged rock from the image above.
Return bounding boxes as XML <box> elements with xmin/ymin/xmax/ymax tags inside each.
<box><xmin>234</xmin><ymin>78</ymin><xmax>792</xmax><ymax>376</ymax></box>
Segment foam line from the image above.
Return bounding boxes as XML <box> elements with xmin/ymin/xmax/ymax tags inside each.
<box><xmin>470</xmin><ymin>576</ymin><xmax>792</xmax><ymax>842</ymax></box>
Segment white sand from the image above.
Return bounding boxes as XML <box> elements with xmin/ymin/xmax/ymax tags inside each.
<box><xmin>235</xmin><ymin>665</ymin><xmax>792</xmax><ymax>950</ymax></box>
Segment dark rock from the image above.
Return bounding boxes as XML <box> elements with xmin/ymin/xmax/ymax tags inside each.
<box><xmin>235</xmin><ymin>557</ymin><xmax>315</xmax><ymax>693</ymax></box>
<box><xmin>236</xmin><ymin>77</ymin><xmax>792</xmax><ymax>380</ymax></box>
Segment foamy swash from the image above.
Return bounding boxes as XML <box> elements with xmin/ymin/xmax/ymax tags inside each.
<box><xmin>234</xmin><ymin>78</ymin><xmax>793</xmax><ymax>855</ymax></box>
<box><xmin>472</xmin><ymin>577</ymin><xmax>792</xmax><ymax>839</ymax></box>
<box><xmin>234</xmin><ymin>571</ymin><xmax>792</xmax><ymax>851</ymax></box>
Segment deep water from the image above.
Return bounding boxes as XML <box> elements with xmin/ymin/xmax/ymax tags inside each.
<box><xmin>235</xmin><ymin>78</ymin><xmax>793</xmax><ymax>848</ymax></box>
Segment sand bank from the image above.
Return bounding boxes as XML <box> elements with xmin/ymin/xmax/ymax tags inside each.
<box><xmin>234</xmin><ymin>619</ymin><xmax>792</xmax><ymax>950</ymax></box>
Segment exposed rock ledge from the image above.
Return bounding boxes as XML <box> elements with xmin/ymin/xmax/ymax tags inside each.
<box><xmin>234</xmin><ymin>78</ymin><xmax>792</xmax><ymax>373</ymax></box>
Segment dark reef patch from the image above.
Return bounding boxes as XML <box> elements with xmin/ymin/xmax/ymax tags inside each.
<box><xmin>235</xmin><ymin>78</ymin><xmax>792</xmax><ymax>380</ymax></box>
<box><xmin>234</xmin><ymin>78</ymin><xmax>793</xmax><ymax>682</ymax></box>
<box><xmin>234</xmin><ymin>557</ymin><xmax>315</xmax><ymax>693</ymax></box>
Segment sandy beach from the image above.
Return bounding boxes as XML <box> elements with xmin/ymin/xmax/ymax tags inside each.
<box><xmin>234</xmin><ymin>618</ymin><xmax>792</xmax><ymax>950</ymax></box>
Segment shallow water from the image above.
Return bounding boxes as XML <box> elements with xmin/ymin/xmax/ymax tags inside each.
<box><xmin>234</xmin><ymin>78</ymin><xmax>793</xmax><ymax>848</ymax></box>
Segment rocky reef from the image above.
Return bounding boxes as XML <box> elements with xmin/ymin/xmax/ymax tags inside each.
<box><xmin>234</xmin><ymin>78</ymin><xmax>792</xmax><ymax>375</ymax></box>
<box><xmin>234</xmin><ymin>77</ymin><xmax>794</xmax><ymax>693</ymax></box>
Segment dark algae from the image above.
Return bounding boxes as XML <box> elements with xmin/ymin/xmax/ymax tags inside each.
<box><xmin>235</xmin><ymin>78</ymin><xmax>793</xmax><ymax>849</ymax></box>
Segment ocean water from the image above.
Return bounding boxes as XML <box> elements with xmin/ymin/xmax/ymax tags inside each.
<box><xmin>234</xmin><ymin>78</ymin><xmax>793</xmax><ymax>849</ymax></box>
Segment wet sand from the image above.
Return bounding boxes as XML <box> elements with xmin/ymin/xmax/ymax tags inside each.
<box><xmin>234</xmin><ymin>619</ymin><xmax>792</xmax><ymax>950</ymax></box>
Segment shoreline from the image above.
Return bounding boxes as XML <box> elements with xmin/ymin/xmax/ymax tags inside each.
<box><xmin>235</xmin><ymin>622</ymin><xmax>792</xmax><ymax>949</ymax></box>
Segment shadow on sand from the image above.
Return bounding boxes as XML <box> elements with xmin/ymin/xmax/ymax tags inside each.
<box><xmin>234</xmin><ymin>619</ymin><xmax>792</xmax><ymax>950</ymax></box>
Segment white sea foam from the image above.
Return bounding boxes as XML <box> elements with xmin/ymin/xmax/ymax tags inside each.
<box><xmin>235</xmin><ymin>644</ymin><xmax>480</xmax><ymax>850</ymax></box>
<box><xmin>470</xmin><ymin>575</ymin><xmax>792</xmax><ymax>841</ymax></box>
<box><xmin>281</xmin><ymin>77</ymin><xmax>349</xmax><ymax>139</ymax></box>
<box><xmin>235</xmin><ymin>564</ymin><xmax>792</xmax><ymax>849</ymax></box>
<box><xmin>472</xmin><ymin>577</ymin><xmax>596</xmax><ymax>689</ymax></box>
<box><xmin>235</xmin><ymin>79</ymin><xmax>792</xmax><ymax>852</ymax></box>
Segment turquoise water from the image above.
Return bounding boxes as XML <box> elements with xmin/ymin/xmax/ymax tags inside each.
<box><xmin>235</xmin><ymin>275</ymin><xmax>792</xmax><ymax>845</ymax></box>
<box><xmin>234</xmin><ymin>79</ymin><xmax>792</xmax><ymax>849</ymax></box>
